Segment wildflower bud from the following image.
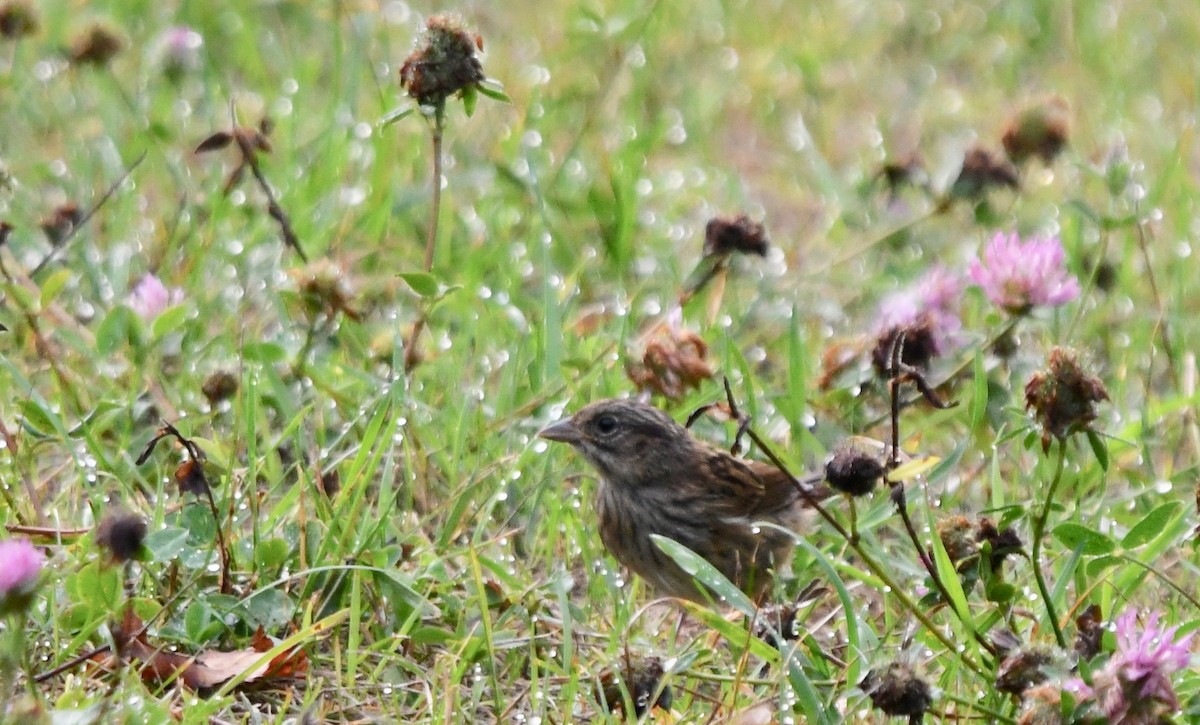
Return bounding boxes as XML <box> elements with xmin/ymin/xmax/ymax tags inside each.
<box><xmin>399</xmin><ymin>15</ymin><xmax>485</xmax><ymax>108</ymax></box>
<box><xmin>69</xmin><ymin>22</ymin><xmax>124</xmax><ymax>66</ymax></box>
<box><xmin>96</xmin><ymin>512</ymin><xmax>148</xmax><ymax>563</ymax></box>
<box><xmin>596</xmin><ymin>655</ymin><xmax>671</xmax><ymax>716</ymax></box>
<box><xmin>0</xmin><ymin>538</ymin><xmax>44</xmax><ymax>615</ymax></box>
<box><xmin>936</xmin><ymin>515</ymin><xmax>978</xmax><ymax>565</ymax></box>
<box><xmin>1002</xmin><ymin>97</ymin><xmax>1070</xmax><ymax>165</ymax></box>
<box><xmin>949</xmin><ymin>146</ymin><xmax>1019</xmax><ymax>202</ymax></box>
<box><xmin>995</xmin><ymin>649</ymin><xmax>1053</xmax><ymax>695</ymax></box>
<box><xmin>1024</xmin><ymin>347</ymin><xmax>1108</xmax><ymax>451</ymax></box>
<box><xmin>201</xmin><ymin>370</ymin><xmax>239</xmax><ymax>406</ymax></box>
<box><xmin>862</xmin><ymin>662</ymin><xmax>933</xmax><ymax>721</ymax></box>
<box><xmin>824</xmin><ymin>443</ymin><xmax>885</xmax><ymax>497</ymax></box>
<box><xmin>977</xmin><ymin>517</ymin><xmax>1022</xmax><ymax>570</ymax></box>
<box><xmin>153</xmin><ymin>26</ymin><xmax>203</xmax><ymax>81</ymax></box>
<box><xmin>0</xmin><ymin>0</ymin><xmax>38</xmax><ymax>39</ymax></box>
<box><xmin>703</xmin><ymin>214</ymin><xmax>769</xmax><ymax>257</ymax></box>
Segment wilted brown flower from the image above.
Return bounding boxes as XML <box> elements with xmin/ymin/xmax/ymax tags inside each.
<box><xmin>596</xmin><ymin>655</ymin><xmax>671</xmax><ymax>717</ymax></box>
<box><xmin>977</xmin><ymin>517</ymin><xmax>1022</xmax><ymax>570</ymax></box>
<box><xmin>996</xmin><ymin>649</ymin><xmax>1054</xmax><ymax>695</ymax></box>
<box><xmin>399</xmin><ymin>15</ymin><xmax>485</xmax><ymax>108</ymax></box>
<box><xmin>862</xmin><ymin>662</ymin><xmax>933</xmax><ymax>722</ymax></box>
<box><xmin>877</xmin><ymin>152</ymin><xmax>929</xmax><ymax>196</ymax></box>
<box><xmin>703</xmin><ymin>214</ymin><xmax>769</xmax><ymax>257</ymax></box>
<box><xmin>174</xmin><ymin>458</ymin><xmax>209</xmax><ymax>497</ymax></box>
<box><xmin>69</xmin><ymin>22</ymin><xmax>124</xmax><ymax>66</ymax></box>
<box><xmin>949</xmin><ymin>146</ymin><xmax>1019</xmax><ymax>201</ymax></box>
<box><xmin>1074</xmin><ymin>604</ymin><xmax>1104</xmax><ymax>660</ymax></box>
<box><xmin>1002</xmin><ymin>97</ymin><xmax>1070</xmax><ymax>165</ymax></box>
<box><xmin>96</xmin><ymin>512</ymin><xmax>148</xmax><ymax>563</ymax></box>
<box><xmin>40</xmin><ymin>203</ymin><xmax>82</xmax><ymax>245</ymax></box>
<box><xmin>626</xmin><ymin>321</ymin><xmax>713</xmax><ymax>400</ymax></box>
<box><xmin>871</xmin><ymin>317</ymin><xmax>939</xmax><ymax>377</ymax></box>
<box><xmin>936</xmin><ymin>515</ymin><xmax>978</xmax><ymax>565</ymax></box>
<box><xmin>824</xmin><ymin>441</ymin><xmax>885</xmax><ymax>497</ymax></box>
<box><xmin>292</xmin><ymin>259</ymin><xmax>361</xmax><ymax>322</ymax></box>
<box><xmin>1024</xmin><ymin>347</ymin><xmax>1108</xmax><ymax>451</ymax></box>
<box><xmin>201</xmin><ymin>370</ymin><xmax>239</xmax><ymax>405</ymax></box>
<box><xmin>0</xmin><ymin>0</ymin><xmax>38</xmax><ymax>39</ymax></box>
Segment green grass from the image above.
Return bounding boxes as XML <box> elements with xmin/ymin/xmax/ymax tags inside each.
<box><xmin>2</xmin><ymin>0</ymin><xmax>1200</xmax><ymax>722</ymax></box>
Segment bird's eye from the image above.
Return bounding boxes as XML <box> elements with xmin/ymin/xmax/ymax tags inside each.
<box><xmin>594</xmin><ymin>414</ymin><xmax>618</xmax><ymax>435</ymax></box>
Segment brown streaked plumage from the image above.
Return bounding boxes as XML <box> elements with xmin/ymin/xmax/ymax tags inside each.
<box><xmin>539</xmin><ymin>398</ymin><xmax>826</xmax><ymax>602</ymax></box>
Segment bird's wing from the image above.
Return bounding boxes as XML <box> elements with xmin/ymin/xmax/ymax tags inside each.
<box><xmin>746</xmin><ymin>459</ymin><xmax>832</xmax><ymax>516</ymax></box>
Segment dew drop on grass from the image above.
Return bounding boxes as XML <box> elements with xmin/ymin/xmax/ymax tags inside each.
<box><xmin>1154</xmin><ymin>480</ymin><xmax>1173</xmax><ymax>494</ymax></box>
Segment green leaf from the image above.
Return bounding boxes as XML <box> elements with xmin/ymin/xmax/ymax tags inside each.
<box><xmin>150</xmin><ymin>304</ymin><xmax>188</xmax><ymax>338</ymax></box>
<box><xmin>96</xmin><ymin>305</ymin><xmax>134</xmax><ymax>355</ymax></box>
<box><xmin>243</xmin><ymin>341</ymin><xmax>287</xmax><ymax>364</ymax></box>
<box><xmin>255</xmin><ymin>537</ymin><xmax>291</xmax><ymax>569</ymax></box>
<box><xmin>399</xmin><ymin>271</ymin><xmax>440</xmax><ymax>298</ymax></box>
<box><xmin>477</xmin><ymin>78</ymin><xmax>511</xmax><ymax>103</ymax></box>
<box><xmin>39</xmin><ymin>268</ymin><xmax>73</xmax><ymax>310</ymax></box>
<box><xmin>1086</xmin><ymin>555</ymin><xmax>1121</xmax><ymax>575</ymax></box>
<box><xmin>1052</xmin><ymin>523</ymin><xmax>1115</xmax><ymax>555</ymax></box>
<box><xmin>462</xmin><ymin>84</ymin><xmax>478</xmax><ymax>117</ymax></box>
<box><xmin>1122</xmin><ymin>501</ymin><xmax>1182</xmax><ymax>549</ymax></box>
<box><xmin>650</xmin><ymin>535</ymin><xmax>756</xmax><ymax>616</ymax></box>
<box><xmin>970</xmin><ymin>353</ymin><xmax>987</xmax><ymax>429</ymax></box>
<box><xmin>379</xmin><ymin>104</ymin><xmax>415</xmax><ymax>127</ymax></box>
<box><xmin>1086</xmin><ymin>430</ymin><xmax>1109</xmax><ymax>471</ymax></box>
<box><xmin>145</xmin><ymin>527</ymin><xmax>188</xmax><ymax>563</ymax></box>
<box><xmin>18</xmin><ymin>400</ymin><xmax>59</xmax><ymax>437</ymax></box>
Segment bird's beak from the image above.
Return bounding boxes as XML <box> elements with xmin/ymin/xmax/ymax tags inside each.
<box><xmin>538</xmin><ymin>417</ymin><xmax>581</xmax><ymax>444</ymax></box>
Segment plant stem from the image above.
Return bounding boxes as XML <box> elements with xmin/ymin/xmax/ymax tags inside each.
<box><xmin>405</xmin><ymin>107</ymin><xmax>446</xmax><ymax>373</ymax></box>
<box><xmin>1031</xmin><ymin>438</ymin><xmax>1068</xmax><ymax>648</ymax></box>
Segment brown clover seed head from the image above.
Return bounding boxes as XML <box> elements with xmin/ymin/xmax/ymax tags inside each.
<box><xmin>69</xmin><ymin>22</ymin><xmax>123</xmax><ymax>66</ymax></box>
<box><xmin>1074</xmin><ymin>604</ymin><xmax>1103</xmax><ymax>660</ymax></box>
<box><xmin>862</xmin><ymin>662</ymin><xmax>933</xmax><ymax>720</ymax></box>
<box><xmin>40</xmin><ymin>203</ymin><xmax>82</xmax><ymax>245</ymax></box>
<box><xmin>0</xmin><ymin>1</ymin><xmax>38</xmax><ymax>39</ymax></box>
<box><xmin>96</xmin><ymin>512</ymin><xmax>148</xmax><ymax>563</ymax></box>
<box><xmin>753</xmin><ymin>601</ymin><xmax>802</xmax><ymax>648</ymax></box>
<box><xmin>871</xmin><ymin>317</ymin><xmax>938</xmax><ymax>377</ymax></box>
<box><xmin>596</xmin><ymin>655</ymin><xmax>671</xmax><ymax>717</ymax></box>
<box><xmin>936</xmin><ymin>515</ymin><xmax>978</xmax><ymax>565</ymax></box>
<box><xmin>1002</xmin><ymin>97</ymin><xmax>1070</xmax><ymax>165</ymax></box>
<box><xmin>1017</xmin><ymin>684</ymin><xmax>1065</xmax><ymax>725</ymax></box>
<box><xmin>824</xmin><ymin>443</ymin><xmax>885</xmax><ymax>497</ymax></box>
<box><xmin>878</xmin><ymin>152</ymin><xmax>927</xmax><ymax>192</ymax></box>
<box><xmin>1024</xmin><ymin>347</ymin><xmax>1108</xmax><ymax>451</ymax></box>
<box><xmin>949</xmin><ymin>146</ymin><xmax>1019</xmax><ymax>201</ymax></box>
<box><xmin>201</xmin><ymin>370</ymin><xmax>239</xmax><ymax>405</ymax></box>
<box><xmin>292</xmin><ymin>259</ymin><xmax>358</xmax><ymax>321</ymax></box>
<box><xmin>703</xmin><ymin>214</ymin><xmax>769</xmax><ymax>257</ymax></box>
<box><xmin>625</xmin><ymin>326</ymin><xmax>714</xmax><ymax>400</ymax></box>
<box><xmin>399</xmin><ymin>15</ymin><xmax>485</xmax><ymax>108</ymax></box>
<box><xmin>977</xmin><ymin>517</ymin><xmax>1022</xmax><ymax>570</ymax></box>
<box><xmin>174</xmin><ymin>458</ymin><xmax>209</xmax><ymax>497</ymax></box>
<box><xmin>995</xmin><ymin>649</ymin><xmax>1054</xmax><ymax>696</ymax></box>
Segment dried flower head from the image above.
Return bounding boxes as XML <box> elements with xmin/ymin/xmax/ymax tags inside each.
<box><xmin>996</xmin><ymin>649</ymin><xmax>1054</xmax><ymax>696</ymax></box>
<box><xmin>1072</xmin><ymin>609</ymin><xmax>1194</xmax><ymax>723</ymax></box>
<box><xmin>0</xmin><ymin>0</ymin><xmax>38</xmax><ymax>39</ymax></box>
<box><xmin>1075</xmin><ymin>604</ymin><xmax>1104</xmax><ymax>660</ymax></box>
<box><xmin>1016</xmin><ymin>684</ymin><xmax>1067</xmax><ymax>725</ymax></box>
<box><xmin>201</xmin><ymin>370</ymin><xmax>239</xmax><ymax>406</ymax></box>
<box><xmin>872</xmin><ymin>265</ymin><xmax>965</xmax><ymax>374</ymax></box>
<box><xmin>936</xmin><ymin>515</ymin><xmax>978</xmax><ymax>565</ymax></box>
<box><xmin>399</xmin><ymin>15</ymin><xmax>485</xmax><ymax>108</ymax></box>
<box><xmin>596</xmin><ymin>655</ymin><xmax>672</xmax><ymax>717</ymax></box>
<box><xmin>703</xmin><ymin>214</ymin><xmax>769</xmax><ymax>257</ymax></box>
<box><xmin>0</xmin><ymin>538</ymin><xmax>44</xmax><ymax>614</ymax></box>
<box><xmin>174</xmin><ymin>458</ymin><xmax>209</xmax><ymax>497</ymax></box>
<box><xmin>824</xmin><ymin>441</ymin><xmax>885</xmax><ymax>497</ymax></box>
<box><xmin>862</xmin><ymin>662</ymin><xmax>933</xmax><ymax>722</ymax></box>
<box><xmin>69</xmin><ymin>22</ymin><xmax>124</xmax><ymax>66</ymax></box>
<box><xmin>1024</xmin><ymin>347</ymin><xmax>1108</xmax><ymax>451</ymax></box>
<box><xmin>40</xmin><ymin>202</ymin><xmax>81</xmax><ymax>245</ymax></box>
<box><xmin>878</xmin><ymin>152</ymin><xmax>928</xmax><ymax>196</ymax></box>
<box><xmin>872</xmin><ymin>317</ymin><xmax>939</xmax><ymax>376</ymax></box>
<box><xmin>970</xmin><ymin>231</ymin><xmax>1080</xmax><ymax>314</ymax></box>
<box><xmin>626</xmin><ymin>316</ymin><xmax>714</xmax><ymax>400</ymax></box>
<box><xmin>949</xmin><ymin>146</ymin><xmax>1019</xmax><ymax>201</ymax></box>
<box><xmin>1002</xmin><ymin>97</ymin><xmax>1070</xmax><ymax>165</ymax></box>
<box><xmin>977</xmin><ymin>517</ymin><xmax>1022</xmax><ymax>570</ymax></box>
<box><xmin>96</xmin><ymin>512</ymin><xmax>148</xmax><ymax>563</ymax></box>
<box><xmin>292</xmin><ymin>259</ymin><xmax>360</xmax><ymax>321</ymax></box>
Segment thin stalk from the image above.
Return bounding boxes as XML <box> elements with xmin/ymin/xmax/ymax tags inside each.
<box><xmin>404</xmin><ymin>107</ymin><xmax>446</xmax><ymax>372</ymax></box>
<box><xmin>1030</xmin><ymin>438</ymin><xmax>1068</xmax><ymax>648</ymax></box>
